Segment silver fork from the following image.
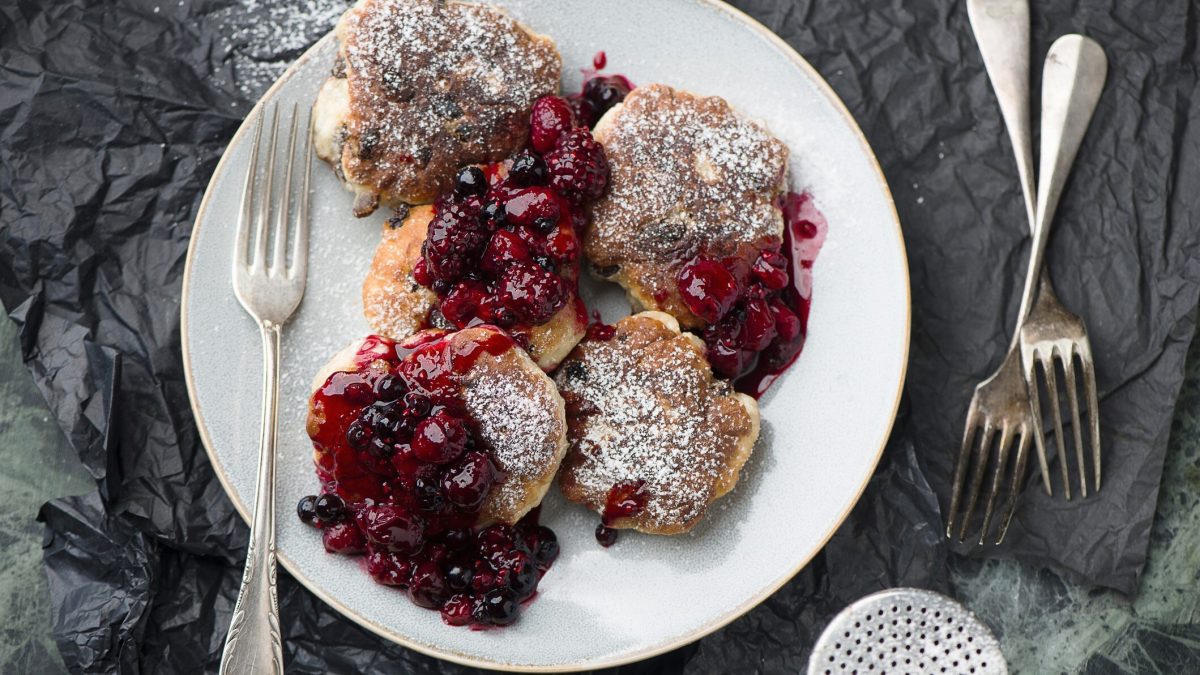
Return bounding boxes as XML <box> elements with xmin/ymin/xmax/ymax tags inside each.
<box><xmin>949</xmin><ymin>1</ymin><xmax>1104</xmax><ymax>544</ymax></box>
<box><xmin>1018</xmin><ymin>39</ymin><xmax>1107</xmax><ymax>500</ymax></box>
<box><xmin>220</xmin><ymin>103</ymin><xmax>312</xmax><ymax>675</ymax></box>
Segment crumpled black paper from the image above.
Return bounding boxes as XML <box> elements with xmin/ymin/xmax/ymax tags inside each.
<box><xmin>2</xmin><ymin>0</ymin><xmax>1198</xmax><ymax>672</ymax></box>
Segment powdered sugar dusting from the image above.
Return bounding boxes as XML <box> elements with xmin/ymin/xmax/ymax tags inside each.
<box><xmin>464</xmin><ymin>351</ymin><xmax>566</xmax><ymax>522</ymax></box>
<box><xmin>364</xmin><ymin>277</ymin><xmax>434</xmax><ymax>339</ymax></box>
<box><xmin>590</xmin><ymin>84</ymin><xmax>789</xmax><ymax>264</ymax></box>
<box><xmin>332</xmin><ymin>0</ymin><xmax>560</xmax><ymax>203</ymax></box>
<box><xmin>556</xmin><ymin>315</ymin><xmax>756</xmax><ymax>531</ymax></box>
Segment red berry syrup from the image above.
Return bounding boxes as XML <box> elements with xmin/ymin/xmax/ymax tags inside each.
<box><xmin>303</xmin><ymin>331</ymin><xmax>562</xmax><ymax>628</ymax></box>
<box><xmin>676</xmin><ymin>192</ymin><xmax>826</xmax><ymax>397</ymax></box>
<box><xmin>735</xmin><ymin>192</ymin><xmax>828</xmax><ymax>397</ymax></box>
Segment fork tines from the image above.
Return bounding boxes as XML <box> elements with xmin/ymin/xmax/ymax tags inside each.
<box><xmin>232</xmin><ymin>102</ymin><xmax>312</xmax><ymax>326</ymax></box>
<box><xmin>947</xmin><ymin>418</ymin><xmax>1034</xmax><ymax>545</ymax></box>
<box><xmin>1022</xmin><ymin>338</ymin><xmax>1101</xmax><ymax>499</ymax></box>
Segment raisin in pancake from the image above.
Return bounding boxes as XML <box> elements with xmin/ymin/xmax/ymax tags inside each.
<box><xmin>555</xmin><ymin>311</ymin><xmax>760</xmax><ymax>535</ymax></box>
<box><xmin>309</xmin><ymin>328</ymin><xmax>568</xmax><ymax>525</ymax></box>
<box><xmin>362</xmin><ymin>205</ymin><xmax>587</xmax><ymax>370</ymax></box>
<box><xmin>313</xmin><ymin>0</ymin><xmax>561</xmax><ymax>216</ymax></box>
<box><xmin>587</xmin><ymin>84</ymin><xmax>789</xmax><ymax>329</ymax></box>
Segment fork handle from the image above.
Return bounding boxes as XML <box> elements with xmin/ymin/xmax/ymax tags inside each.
<box><xmin>1015</xmin><ymin>36</ymin><xmax>1107</xmax><ymax>325</ymax></box>
<box><xmin>219</xmin><ymin>321</ymin><xmax>285</xmax><ymax>675</ymax></box>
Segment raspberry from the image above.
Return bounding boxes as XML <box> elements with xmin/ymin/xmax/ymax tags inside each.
<box><xmin>503</xmin><ymin>187</ymin><xmax>561</xmax><ymax>230</ymax></box>
<box><xmin>770</xmin><ymin>299</ymin><xmax>803</xmax><ymax>343</ymax></box>
<box><xmin>439</xmin><ymin>279</ymin><xmax>488</xmax><ymax>327</ymax></box>
<box><xmin>480</xmin><ymin>229</ymin><xmax>533</xmax><ymax>275</ymax></box>
<box><xmin>441</xmin><ymin>450</ymin><xmax>495</xmax><ymax>510</ymax></box>
<box><xmin>546</xmin><ymin>128</ymin><xmax>609</xmax><ymax>202</ymax></box>
<box><xmin>478</xmin><ymin>296</ymin><xmax>518</xmax><ymax>328</ymax></box>
<box><xmin>498</xmin><ymin>262</ymin><xmax>569</xmax><ymax>324</ymax></box>
<box><xmin>440</xmin><ymin>593</ymin><xmax>475</xmax><ymax>626</ymax></box>
<box><xmin>366</xmin><ymin>550</ymin><xmax>414</xmax><ymax>586</ymax></box>
<box><xmin>423</xmin><ymin>203</ymin><xmax>488</xmax><ymax>282</ymax></box>
<box><xmin>543</xmin><ymin>224</ymin><xmax>579</xmax><ymax>263</ymax></box>
<box><xmin>529</xmin><ymin>95</ymin><xmax>576</xmax><ymax>153</ymax></box>
<box><xmin>566</xmin><ymin>95</ymin><xmax>597</xmax><ymax>128</ymax></box>
<box><xmin>407</xmin><ymin>561</ymin><xmax>449</xmax><ymax>609</ymax></box>
<box><xmin>752</xmin><ymin>251</ymin><xmax>789</xmax><ymax>290</ymax></box>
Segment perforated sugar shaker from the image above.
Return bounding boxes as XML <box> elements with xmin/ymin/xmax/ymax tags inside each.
<box><xmin>807</xmin><ymin>588</ymin><xmax>1007</xmax><ymax>675</ymax></box>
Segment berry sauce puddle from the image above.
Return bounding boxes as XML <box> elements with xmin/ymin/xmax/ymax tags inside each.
<box><xmin>302</xmin><ymin>331</ymin><xmax>560</xmax><ymax>628</ymax></box>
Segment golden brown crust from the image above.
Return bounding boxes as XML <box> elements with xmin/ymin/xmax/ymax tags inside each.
<box><xmin>555</xmin><ymin>312</ymin><xmax>760</xmax><ymax>535</ymax></box>
<box><xmin>362</xmin><ymin>205</ymin><xmax>439</xmax><ymax>340</ymax></box>
<box><xmin>313</xmin><ymin>0</ymin><xmax>561</xmax><ymax>214</ymax></box>
<box><xmin>361</xmin><ymin>206</ymin><xmax>588</xmax><ymax>371</ymax></box>
<box><xmin>588</xmin><ymin>84</ymin><xmax>789</xmax><ymax>328</ymax></box>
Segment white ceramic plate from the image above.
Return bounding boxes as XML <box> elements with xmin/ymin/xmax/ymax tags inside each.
<box><xmin>182</xmin><ymin>1</ymin><xmax>909</xmax><ymax>670</ymax></box>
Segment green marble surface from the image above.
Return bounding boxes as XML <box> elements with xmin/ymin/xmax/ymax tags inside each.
<box><xmin>1</xmin><ymin>300</ymin><xmax>1196</xmax><ymax>673</ymax></box>
<box><xmin>0</xmin><ymin>317</ymin><xmax>91</xmax><ymax>674</ymax></box>
<box><xmin>949</xmin><ymin>333</ymin><xmax>1200</xmax><ymax>673</ymax></box>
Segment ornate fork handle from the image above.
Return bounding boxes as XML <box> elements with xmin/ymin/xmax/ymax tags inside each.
<box><xmin>219</xmin><ymin>321</ymin><xmax>285</xmax><ymax>675</ymax></box>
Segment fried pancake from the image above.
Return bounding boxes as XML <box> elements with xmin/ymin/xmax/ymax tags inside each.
<box><xmin>555</xmin><ymin>311</ymin><xmax>760</xmax><ymax>535</ymax></box>
<box><xmin>587</xmin><ymin>84</ymin><xmax>789</xmax><ymax>329</ymax></box>
<box><xmin>309</xmin><ymin>328</ymin><xmax>568</xmax><ymax>525</ymax></box>
<box><xmin>362</xmin><ymin>205</ymin><xmax>588</xmax><ymax>371</ymax></box>
<box><xmin>313</xmin><ymin>0</ymin><xmax>561</xmax><ymax>216</ymax></box>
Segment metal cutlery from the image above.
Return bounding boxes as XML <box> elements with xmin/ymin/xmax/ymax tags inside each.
<box><xmin>1018</xmin><ymin>38</ymin><xmax>1107</xmax><ymax>500</ymax></box>
<box><xmin>220</xmin><ymin>103</ymin><xmax>312</xmax><ymax>674</ymax></box>
<box><xmin>950</xmin><ymin>0</ymin><xmax>1106</xmax><ymax>543</ymax></box>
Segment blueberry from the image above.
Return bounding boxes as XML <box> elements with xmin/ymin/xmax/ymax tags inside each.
<box><xmin>345</xmin><ymin>419</ymin><xmax>372</xmax><ymax>449</ymax></box>
<box><xmin>374</xmin><ymin>374</ymin><xmax>406</xmax><ymax>401</ymax></box>
<box><xmin>534</xmin><ymin>526</ymin><xmax>559</xmax><ymax>564</ymax></box>
<box><xmin>314</xmin><ymin>493</ymin><xmax>346</xmax><ymax>522</ymax></box>
<box><xmin>442</xmin><ymin>529</ymin><xmax>472</xmax><ymax>550</ymax></box>
<box><xmin>482</xmin><ymin>588</ymin><xmax>519</xmax><ymax>626</ymax></box>
<box><xmin>479</xmin><ymin>199</ymin><xmax>507</xmax><ymax>230</ymax></box>
<box><xmin>415</xmin><ymin>476</ymin><xmax>448</xmax><ymax>514</ymax></box>
<box><xmin>372</xmin><ymin>410</ymin><xmax>403</xmax><ymax>442</ymax></box>
<box><xmin>403</xmin><ymin>391</ymin><xmax>431</xmax><ymax>417</ymax></box>
<box><xmin>454</xmin><ymin>166</ymin><xmax>487</xmax><ymax>198</ymax></box>
<box><xmin>508</xmin><ymin>152</ymin><xmax>547</xmax><ymax>187</ymax></box>
<box><xmin>508</xmin><ymin>557</ymin><xmax>539</xmax><ymax>600</ymax></box>
<box><xmin>582</xmin><ymin>76</ymin><xmax>630</xmax><ymax>116</ymax></box>
<box><xmin>594</xmin><ymin>523</ymin><xmax>618</xmax><ymax>547</ymax></box>
<box><xmin>446</xmin><ymin>563</ymin><xmax>473</xmax><ymax>591</ymax></box>
<box><xmin>296</xmin><ymin>495</ymin><xmax>318</xmax><ymax>525</ymax></box>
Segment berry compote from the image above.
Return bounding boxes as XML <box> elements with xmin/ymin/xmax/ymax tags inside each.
<box><xmin>412</xmin><ymin>92</ymin><xmax>614</xmax><ymax>352</ymax></box>
<box><xmin>302</xmin><ymin>330</ymin><xmax>560</xmax><ymax>628</ymax></box>
<box><xmin>593</xmin><ymin>479</ymin><xmax>648</xmax><ymax>547</ymax></box>
<box><xmin>677</xmin><ymin>192</ymin><xmax>827</xmax><ymax>397</ymax></box>
<box><xmin>567</xmin><ymin>73</ymin><xmax>634</xmax><ymax>128</ymax></box>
